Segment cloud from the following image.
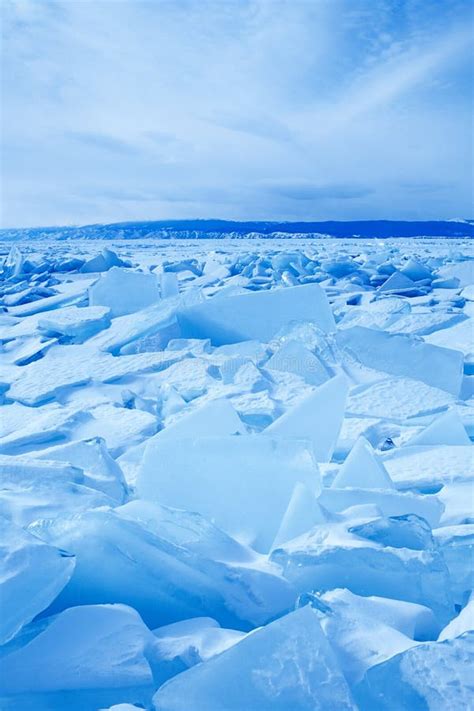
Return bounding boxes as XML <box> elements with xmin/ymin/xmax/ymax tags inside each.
<box><xmin>261</xmin><ymin>181</ymin><xmax>375</xmax><ymax>201</ymax></box>
<box><xmin>1</xmin><ymin>0</ymin><xmax>472</xmax><ymax>226</ymax></box>
<box><xmin>67</xmin><ymin>132</ymin><xmax>139</xmax><ymax>155</ymax></box>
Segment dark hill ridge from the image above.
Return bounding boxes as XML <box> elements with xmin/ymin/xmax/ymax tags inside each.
<box><xmin>1</xmin><ymin>219</ymin><xmax>473</xmax><ymax>240</ymax></box>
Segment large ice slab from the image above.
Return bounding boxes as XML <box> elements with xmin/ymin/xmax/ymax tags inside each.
<box><xmin>152</xmin><ymin>605</ymin><xmax>356</xmax><ymax>711</ymax></box>
<box><xmin>177</xmin><ymin>283</ymin><xmax>336</xmax><ymax>345</ymax></box>
<box><xmin>119</xmin><ymin>398</ymin><xmax>245</xmax><ymax>485</ymax></box>
<box><xmin>6</xmin><ymin>344</ymin><xmax>183</xmax><ymax>405</ymax></box>
<box><xmin>336</xmin><ymin>326</ymin><xmax>464</xmax><ymax>395</ymax></box>
<box><xmin>0</xmin><ymin>403</ymin><xmax>91</xmax><ymax>454</ymax></box>
<box><xmin>0</xmin><ymin>517</ymin><xmax>75</xmax><ymax>644</ymax></box>
<box><xmin>137</xmin><ymin>435</ymin><xmax>320</xmax><ymax>552</ymax></box>
<box><xmin>89</xmin><ymin>267</ymin><xmax>159</xmax><ymax>317</ymax></box>
<box><xmin>383</xmin><ymin>444</ymin><xmax>473</xmax><ymax>489</ymax></box>
<box><xmin>425</xmin><ymin>317</ymin><xmax>474</xmax><ymax>357</ymax></box>
<box><xmin>346</xmin><ymin>376</ymin><xmax>455</xmax><ymax>421</ymax></box>
<box><xmin>29</xmin><ymin>502</ymin><xmax>294</xmax><ymax>630</ymax></box>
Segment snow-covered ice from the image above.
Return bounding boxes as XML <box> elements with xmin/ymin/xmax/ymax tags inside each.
<box><xmin>0</xmin><ymin>236</ymin><xmax>472</xmax><ymax>709</ymax></box>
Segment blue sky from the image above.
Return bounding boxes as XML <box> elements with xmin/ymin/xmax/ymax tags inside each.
<box><xmin>1</xmin><ymin>0</ymin><xmax>473</xmax><ymax>227</ymax></box>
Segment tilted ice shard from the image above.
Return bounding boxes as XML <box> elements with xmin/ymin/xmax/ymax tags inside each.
<box><xmin>264</xmin><ymin>374</ymin><xmax>349</xmax><ymax>462</ymax></box>
<box><xmin>0</xmin><ymin>517</ymin><xmax>75</xmax><ymax>644</ymax></box>
<box><xmin>331</xmin><ymin>436</ymin><xmax>395</xmax><ymax>490</ymax></box>
<box><xmin>438</xmin><ymin>595</ymin><xmax>474</xmax><ymax>641</ymax></box>
<box><xmin>405</xmin><ymin>408</ymin><xmax>471</xmax><ymax>447</ymax></box>
<box><xmin>400</xmin><ymin>258</ymin><xmax>433</xmax><ymax>282</ymax></box>
<box><xmin>152</xmin><ymin>605</ymin><xmax>356</xmax><ymax>711</ymax></box>
<box><xmin>137</xmin><ymin>434</ymin><xmax>320</xmax><ymax>553</ymax></box>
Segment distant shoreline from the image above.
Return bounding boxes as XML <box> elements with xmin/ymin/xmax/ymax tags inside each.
<box><xmin>1</xmin><ymin>219</ymin><xmax>473</xmax><ymax>241</ymax></box>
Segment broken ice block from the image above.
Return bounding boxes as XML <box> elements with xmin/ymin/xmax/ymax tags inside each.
<box><xmin>0</xmin><ymin>455</ymin><xmax>115</xmax><ymax>526</ymax></box>
<box><xmin>265</xmin><ymin>339</ymin><xmax>329</xmax><ymax>386</ymax></box>
<box><xmin>354</xmin><ymin>633</ymin><xmax>474</xmax><ymax>711</ymax></box>
<box><xmin>378</xmin><ymin>271</ymin><xmax>419</xmax><ymax>294</ymax></box>
<box><xmin>0</xmin><ymin>517</ymin><xmax>75</xmax><ymax>644</ymax></box>
<box><xmin>160</xmin><ymin>272</ymin><xmax>179</xmax><ymax>298</ymax></box>
<box><xmin>80</xmin><ymin>247</ymin><xmax>130</xmax><ymax>273</ymax></box>
<box><xmin>118</xmin><ymin>398</ymin><xmax>245</xmax><ymax>485</ymax></box>
<box><xmin>319</xmin><ymin>487</ymin><xmax>443</xmax><ymax>528</ymax></box>
<box><xmin>29</xmin><ymin>503</ymin><xmax>294</xmax><ymax>630</ymax></box>
<box><xmin>321</xmin><ymin>588</ymin><xmax>440</xmax><ymax>642</ymax></box>
<box><xmin>0</xmin><ymin>604</ymin><xmax>156</xmax><ymax>707</ymax></box>
<box><xmin>38</xmin><ymin>305</ymin><xmax>111</xmax><ymax>340</ymax></box>
<box><xmin>433</xmin><ymin>524</ymin><xmax>474</xmax><ymax>606</ymax></box>
<box><xmin>151</xmin><ymin>617</ymin><xmax>245</xmax><ymax>686</ymax></box>
<box><xmin>35</xmin><ymin>437</ymin><xmax>128</xmax><ymax>501</ymax></box>
<box><xmin>271</xmin><ymin>512</ymin><xmax>454</xmax><ymax>624</ymax></box>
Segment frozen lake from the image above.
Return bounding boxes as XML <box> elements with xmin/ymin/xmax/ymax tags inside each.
<box><xmin>0</xmin><ymin>236</ymin><xmax>473</xmax><ymax>710</ymax></box>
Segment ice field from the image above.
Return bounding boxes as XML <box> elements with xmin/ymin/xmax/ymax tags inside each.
<box><xmin>0</xmin><ymin>236</ymin><xmax>473</xmax><ymax>710</ymax></box>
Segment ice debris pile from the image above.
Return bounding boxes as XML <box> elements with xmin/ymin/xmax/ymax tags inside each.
<box><xmin>0</xmin><ymin>238</ymin><xmax>473</xmax><ymax>710</ymax></box>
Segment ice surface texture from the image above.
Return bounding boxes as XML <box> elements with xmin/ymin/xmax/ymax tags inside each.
<box><xmin>0</xmin><ymin>238</ymin><xmax>472</xmax><ymax>710</ymax></box>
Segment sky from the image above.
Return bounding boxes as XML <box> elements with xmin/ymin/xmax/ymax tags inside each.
<box><xmin>1</xmin><ymin>0</ymin><xmax>473</xmax><ymax>227</ymax></box>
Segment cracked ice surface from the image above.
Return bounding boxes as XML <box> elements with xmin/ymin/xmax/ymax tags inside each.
<box><xmin>0</xmin><ymin>237</ymin><xmax>472</xmax><ymax>710</ymax></box>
